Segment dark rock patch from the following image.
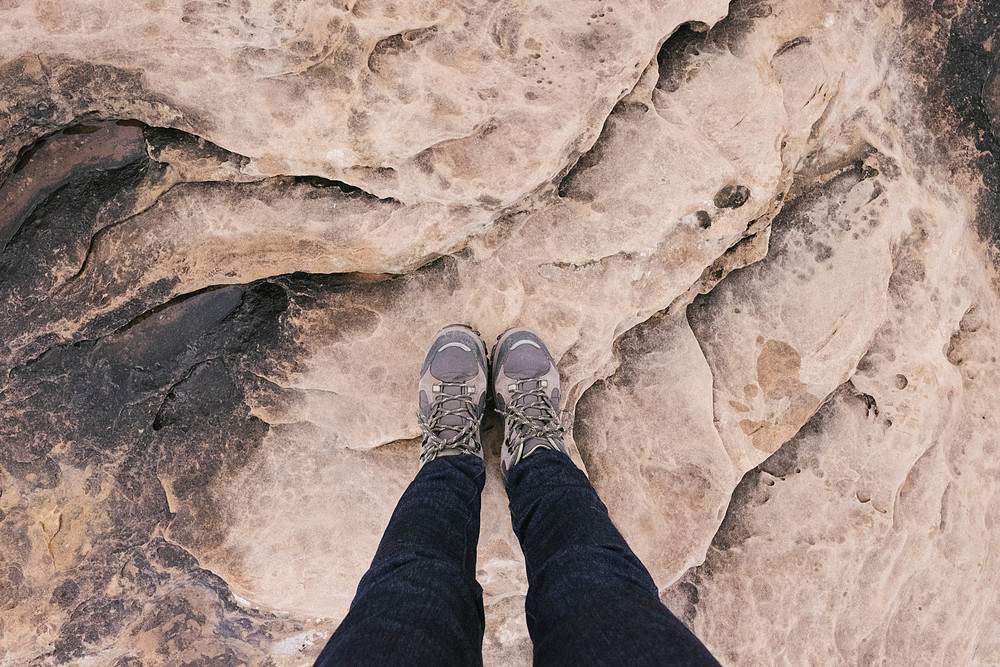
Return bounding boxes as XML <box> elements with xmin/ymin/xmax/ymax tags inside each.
<box><xmin>713</xmin><ymin>184</ymin><xmax>751</xmax><ymax>209</ymax></box>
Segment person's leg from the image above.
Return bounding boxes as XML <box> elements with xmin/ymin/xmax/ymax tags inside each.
<box><xmin>505</xmin><ymin>449</ymin><xmax>720</xmax><ymax>666</ymax></box>
<box><xmin>490</xmin><ymin>328</ymin><xmax>718</xmax><ymax>666</ymax></box>
<box><xmin>314</xmin><ymin>454</ymin><xmax>486</xmax><ymax>667</ymax></box>
<box><xmin>315</xmin><ymin>325</ymin><xmax>492</xmax><ymax>667</ymax></box>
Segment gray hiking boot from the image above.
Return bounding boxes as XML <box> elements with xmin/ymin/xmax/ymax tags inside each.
<box><xmin>491</xmin><ymin>328</ymin><xmax>567</xmax><ymax>480</ymax></box>
<box><xmin>417</xmin><ymin>325</ymin><xmax>488</xmax><ymax>466</ymax></box>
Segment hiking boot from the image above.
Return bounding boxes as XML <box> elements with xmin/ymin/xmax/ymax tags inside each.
<box><xmin>417</xmin><ymin>325</ymin><xmax>488</xmax><ymax>466</ymax></box>
<box><xmin>491</xmin><ymin>328</ymin><xmax>567</xmax><ymax>480</ymax></box>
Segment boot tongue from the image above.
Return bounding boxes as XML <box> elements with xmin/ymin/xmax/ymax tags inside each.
<box><xmin>437</xmin><ymin>384</ymin><xmax>468</xmax><ymax>440</ymax></box>
<box><xmin>515</xmin><ymin>380</ymin><xmax>543</xmax><ymax>414</ymax></box>
<box><xmin>514</xmin><ymin>380</ymin><xmax>550</xmax><ymax>448</ymax></box>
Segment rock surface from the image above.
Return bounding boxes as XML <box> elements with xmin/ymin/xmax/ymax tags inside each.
<box><xmin>2</xmin><ymin>0</ymin><xmax>999</xmax><ymax>664</ymax></box>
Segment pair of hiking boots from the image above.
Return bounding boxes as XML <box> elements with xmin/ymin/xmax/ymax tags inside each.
<box><xmin>417</xmin><ymin>325</ymin><xmax>567</xmax><ymax>480</ymax></box>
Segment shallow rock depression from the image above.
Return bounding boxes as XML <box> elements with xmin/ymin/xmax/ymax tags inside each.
<box><xmin>2</xmin><ymin>0</ymin><xmax>1000</xmax><ymax>664</ymax></box>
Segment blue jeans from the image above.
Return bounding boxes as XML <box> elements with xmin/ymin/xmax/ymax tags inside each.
<box><xmin>314</xmin><ymin>451</ymin><xmax>719</xmax><ymax>666</ymax></box>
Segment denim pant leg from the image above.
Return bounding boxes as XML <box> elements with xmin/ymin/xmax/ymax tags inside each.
<box><xmin>314</xmin><ymin>454</ymin><xmax>487</xmax><ymax>667</ymax></box>
<box><xmin>505</xmin><ymin>449</ymin><xmax>720</xmax><ymax>667</ymax></box>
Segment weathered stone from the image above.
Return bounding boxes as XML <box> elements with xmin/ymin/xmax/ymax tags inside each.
<box><xmin>2</xmin><ymin>0</ymin><xmax>1000</xmax><ymax>664</ymax></box>
<box><xmin>0</xmin><ymin>0</ymin><xmax>730</xmax><ymax>207</ymax></box>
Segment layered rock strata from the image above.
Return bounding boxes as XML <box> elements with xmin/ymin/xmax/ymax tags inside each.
<box><xmin>1</xmin><ymin>0</ymin><xmax>998</xmax><ymax>664</ymax></box>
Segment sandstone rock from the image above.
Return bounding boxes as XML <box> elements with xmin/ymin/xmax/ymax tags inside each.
<box><xmin>671</xmin><ymin>219</ymin><xmax>999</xmax><ymax>663</ymax></box>
<box><xmin>574</xmin><ymin>309</ymin><xmax>736</xmax><ymax>586</ymax></box>
<box><xmin>1</xmin><ymin>0</ymin><xmax>999</xmax><ymax>664</ymax></box>
<box><xmin>0</xmin><ymin>0</ymin><xmax>730</xmax><ymax>207</ymax></box>
<box><xmin>689</xmin><ymin>164</ymin><xmax>897</xmax><ymax>468</ymax></box>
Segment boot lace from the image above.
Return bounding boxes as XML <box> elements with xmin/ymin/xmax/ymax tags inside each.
<box><xmin>497</xmin><ymin>378</ymin><xmax>565</xmax><ymax>457</ymax></box>
<box><xmin>418</xmin><ymin>382</ymin><xmax>481</xmax><ymax>462</ymax></box>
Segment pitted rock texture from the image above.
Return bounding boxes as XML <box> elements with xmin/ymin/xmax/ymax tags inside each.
<box><xmin>0</xmin><ymin>0</ymin><xmax>730</xmax><ymax>208</ymax></box>
<box><xmin>2</xmin><ymin>0</ymin><xmax>1000</xmax><ymax>664</ymax></box>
